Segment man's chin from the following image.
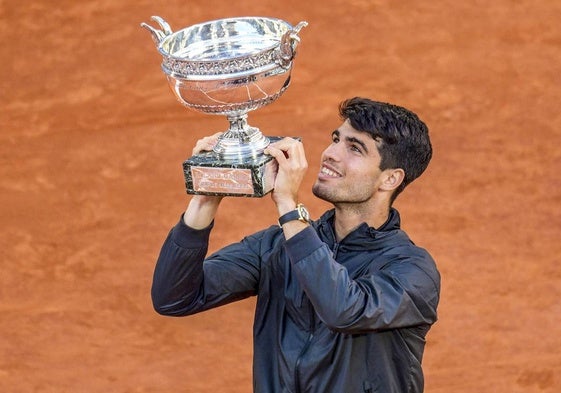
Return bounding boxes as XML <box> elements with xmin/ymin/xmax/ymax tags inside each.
<box><xmin>312</xmin><ymin>183</ymin><xmax>331</xmax><ymax>202</ymax></box>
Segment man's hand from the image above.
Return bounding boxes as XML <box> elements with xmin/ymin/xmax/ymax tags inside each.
<box><xmin>183</xmin><ymin>132</ymin><xmax>224</xmax><ymax>229</ymax></box>
<box><xmin>264</xmin><ymin>137</ymin><xmax>308</xmax><ymax>216</ymax></box>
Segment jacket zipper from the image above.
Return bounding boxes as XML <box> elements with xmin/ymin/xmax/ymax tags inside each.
<box><xmin>332</xmin><ymin>242</ymin><xmax>340</xmax><ymax>258</ymax></box>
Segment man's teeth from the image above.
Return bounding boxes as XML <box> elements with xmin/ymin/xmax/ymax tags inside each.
<box><xmin>321</xmin><ymin>167</ymin><xmax>341</xmax><ymax>177</ymax></box>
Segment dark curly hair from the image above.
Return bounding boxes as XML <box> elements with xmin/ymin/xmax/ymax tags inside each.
<box><xmin>339</xmin><ymin>97</ymin><xmax>432</xmax><ymax>202</ymax></box>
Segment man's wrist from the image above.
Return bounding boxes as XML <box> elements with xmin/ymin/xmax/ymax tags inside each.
<box><xmin>278</xmin><ymin>204</ymin><xmax>311</xmax><ymax>226</ymax></box>
<box><xmin>183</xmin><ymin>195</ymin><xmax>222</xmax><ymax>229</ymax></box>
<box><xmin>275</xmin><ymin>198</ymin><xmax>298</xmax><ymax>216</ymax></box>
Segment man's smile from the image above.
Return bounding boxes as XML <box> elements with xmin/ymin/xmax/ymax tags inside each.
<box><xmin>319</xmin><ymin>163</ymin><xmax>342</xmax><ymax>178</ymax></box>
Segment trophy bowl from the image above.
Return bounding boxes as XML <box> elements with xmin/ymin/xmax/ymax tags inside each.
<box><xmin>141</xmin><ymin>16</ymin><xmax>307</xmax><ymax>196</ymax></box>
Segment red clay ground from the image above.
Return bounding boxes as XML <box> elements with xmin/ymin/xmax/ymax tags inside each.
<box><xmin>1</xmin><ymin>1</ymin><xmax>560</xmax><ymax>392</ymax></box>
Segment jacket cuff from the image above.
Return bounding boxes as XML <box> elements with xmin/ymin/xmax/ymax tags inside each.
<box><xmin>169</xmin><ymin>213</ymin><xmax>214</xmax><ymax>249</ymax></box>
<box><xmin>285</xmin><ymin>226</ymin><xmax>325</xmax><ymax>263</ymax></box>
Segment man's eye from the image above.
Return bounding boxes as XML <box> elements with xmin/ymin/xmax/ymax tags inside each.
<box><xmin>351</xmin><ymin>145</ymin><xmax>361</xmax><ymax>152</ymax></box>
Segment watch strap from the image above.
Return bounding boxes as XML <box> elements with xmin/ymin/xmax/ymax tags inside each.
<box><xmin>278</xmin><ymin>210</ymin><xmax>301</xmax><ymax>226</ymax></box>
<box><xmin>278</xmin><ymin>204</ymin><xmax>310</xmax><ymax>226</ymax></box>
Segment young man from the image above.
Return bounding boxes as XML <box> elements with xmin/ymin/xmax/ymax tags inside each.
<box><xmin>152</xmin><ymin>97</ymin><xmax>441</xmax><ymax>393</ymax></box>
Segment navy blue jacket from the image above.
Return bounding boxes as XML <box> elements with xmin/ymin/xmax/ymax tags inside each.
<box><xmin>152</xmin><ymin>208</ymin><xmax>440</xmax><ymax>393</ymax></box>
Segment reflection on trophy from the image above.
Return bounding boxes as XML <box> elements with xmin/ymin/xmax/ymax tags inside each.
<box><xmin>141</xmin><ymin>16</ymin><xmax>307</xmax><ymax>197</ymax></box>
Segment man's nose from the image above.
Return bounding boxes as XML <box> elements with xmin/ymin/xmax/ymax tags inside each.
<box><xmin>322</xmin><ymin>143</ymin><xmax>341</xmax><ymax>162</ymax></box>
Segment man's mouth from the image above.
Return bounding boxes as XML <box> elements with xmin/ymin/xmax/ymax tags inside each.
<box><xmin>319</xmin><ymin>165</ymin><xmax>342</xmax><ymax>178</ymax></box>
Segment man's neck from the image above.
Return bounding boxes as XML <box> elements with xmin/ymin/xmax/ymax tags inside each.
<box><xmin>332</xmin><ymin>201</ymin><xmax>391</xmax><ymax>241</ymax></box>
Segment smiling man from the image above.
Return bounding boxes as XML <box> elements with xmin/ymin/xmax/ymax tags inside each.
<box><xmin>152</xmin><ymin>97</ymin><xmax>441</xmax><ymax>393</ymax></box>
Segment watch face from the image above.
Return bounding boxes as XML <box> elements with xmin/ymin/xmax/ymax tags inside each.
<box><xmin>297</xmin><ymin>204</ymin><xmax>310</xmax><ymax>222</ymax></box>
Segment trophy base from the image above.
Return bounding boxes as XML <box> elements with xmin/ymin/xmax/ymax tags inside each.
<box><xmin>183</xmin><ymin>136</ymin><xmax>282</xmax><ymax>198</ymax></box>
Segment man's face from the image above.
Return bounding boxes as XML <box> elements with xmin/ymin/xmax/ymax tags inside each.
<box><xmin>312</xmin><ymin>120</ymin><xmax>385</xmax><ymax>204</ymax></box>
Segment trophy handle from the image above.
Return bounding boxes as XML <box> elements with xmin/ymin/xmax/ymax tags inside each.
<box><xmin>140</xmin><ymin>16</ymin><xmax>173</xmax><ymax>45</ymax></box>
<box><xmin>277</xmin><ymin>21</ymin><xmax>308</xmax><ymax>68</ymax></box>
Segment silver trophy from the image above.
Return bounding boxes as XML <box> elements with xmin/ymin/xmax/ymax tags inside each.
<box><xmin>141</xmin><ymin>16</ymin><xmax>307</xmax><ymax>197</ymax></box>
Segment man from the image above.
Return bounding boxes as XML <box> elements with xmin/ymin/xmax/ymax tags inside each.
<box><xmin>152</xmin><ymin>97</ymin><xmax>441</xmax><ymax>393</ymax></box>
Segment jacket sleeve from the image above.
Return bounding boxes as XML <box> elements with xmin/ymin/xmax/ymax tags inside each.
<box><xmin>285</xmin><ymin>226</ymin><xmax>440</xmax><ymax>332</ymax></box>
<box><xmin>151</xmin><ymin>216</ymin><xmax>261</xmax><ymax>316</ymax></box>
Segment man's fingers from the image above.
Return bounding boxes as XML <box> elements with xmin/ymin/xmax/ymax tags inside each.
<box><xmin>267</xmin><ymin>137</ymin><xmax>301</xmax><ymax>151</ymax></box>
<box><xmin>192</xmin><ymin>132</ymin><xmax>223</xmax><ymax>155</ymax></box>
<box><xmin>264</xmin><ymin>142</ymin><xmax>285</xmax><ymax>155</ymax></box>
<box><xmin>266</xmin><ymin>137</ymin><xmax>305</xmax><ymax>162</ymax></box>
<box><xmin>265</xmin><ymin>138</ymin><xmax>308</xmax><ymax>174</ymax></box>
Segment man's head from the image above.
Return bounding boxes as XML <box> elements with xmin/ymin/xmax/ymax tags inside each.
<box><xmin>339</xmin><ymin>97</ymin><xmax>432</xmax><ymax>203</ymax></box>
<box><xmin>312</xmin><ymin>97</ymin><xmax>432</xmax><ymax>206</ymax></box>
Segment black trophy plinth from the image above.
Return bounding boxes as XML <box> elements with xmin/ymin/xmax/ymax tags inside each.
<box><xmin>183</xmin><ymin>136</ymin><xmax>283</xmax><ymax>198</ymax></box>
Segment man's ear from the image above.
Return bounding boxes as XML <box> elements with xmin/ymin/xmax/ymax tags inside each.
<box><xmin>380</xmin><ymin>168</ymin><xmax>405</xmax><ymax>191</ymax></box>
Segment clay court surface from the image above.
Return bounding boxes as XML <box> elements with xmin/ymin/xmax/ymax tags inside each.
<box><xmin>2</xmin><ymin>1</ymin><xmax>560</xmax><ymax>392</ymax></box>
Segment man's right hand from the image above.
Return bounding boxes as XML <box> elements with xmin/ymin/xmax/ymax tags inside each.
<box><xmin>192</xmin><ymin>132</ymin><xmax>224</xmax><ymax>156</ymax></box>
<box><xmin>183</xmin><ymin>132</ymin><xmax>225</xmax><ymax>229</ymax></box>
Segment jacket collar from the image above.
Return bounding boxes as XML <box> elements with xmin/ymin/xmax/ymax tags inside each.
<box><xmin>314</xmin><ymin>208</ymin><xmax>407</xmax><ymax>250</ymax></box>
